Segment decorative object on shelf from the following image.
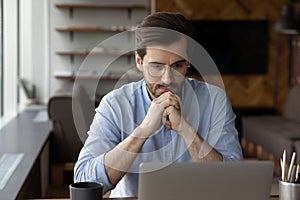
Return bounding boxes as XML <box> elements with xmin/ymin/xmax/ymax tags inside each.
<box><xmin>18</xmin><ymin>78</ymin><xmax>37</xmax><ymax>105</ymax></box>
<box><xmin>53</xmin><ymin>70</ymin><xmax>75</xmax><ymax>80</ymax></box>
<box><xmin>274</xmin><ymin>4</ymin><xmax>299</xmax><ymax>35</ymax></box>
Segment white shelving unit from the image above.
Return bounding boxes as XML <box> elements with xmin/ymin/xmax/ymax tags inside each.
<box><xmin>49</xmin><ymin>0</ymin><xmax>148</xmax><ymax>97</ymax></box>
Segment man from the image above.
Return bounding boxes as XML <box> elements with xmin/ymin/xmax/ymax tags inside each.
<box><xmin>74</xmin><ymin>12</ymin><xmax>243</xmax><ymax>197</ymax></box>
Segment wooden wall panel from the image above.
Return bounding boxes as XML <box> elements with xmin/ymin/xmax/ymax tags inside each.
<box><xmin>156</xmin><ymin>0</ymin><xmax>291</xmax><ymax>112</ymax></box>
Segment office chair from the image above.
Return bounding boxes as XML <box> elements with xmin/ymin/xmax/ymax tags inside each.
<box><xmin>48</xmin><ymin>84</ymin><xmax>94</xmax><ymax>186</ymax></box>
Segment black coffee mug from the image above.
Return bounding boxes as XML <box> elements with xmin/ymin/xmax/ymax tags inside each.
<box><xmin>70</xmin><ymin>182</ymin><xmax>103</xmax><ymax>200</ymax></box>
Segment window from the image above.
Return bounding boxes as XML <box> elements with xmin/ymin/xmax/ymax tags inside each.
<box><xmin>0</xmin><ymin>0</ymin><xmax>20</xmax><ymax>128</ymax></box>
<box><xmin>0</xmin><ymin>0</ymin><xmax>3</xmax><ymax>116</ymax></box>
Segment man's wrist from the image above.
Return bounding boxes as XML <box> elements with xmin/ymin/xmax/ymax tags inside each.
<box><xmin>132</xmin><ymin>126</ymin><xmax>152</xmax><ymax>139</ymax></box>
<box><xmin>178</xmin><ymin>119</ymin><xmax>195</xmax><ymax>138</ymax></box>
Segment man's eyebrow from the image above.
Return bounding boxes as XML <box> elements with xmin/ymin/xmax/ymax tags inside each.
<box><xmin>170</xmin><ymin>59</ymin><xmax>186</xmax><ymax>66</ymax></box>
<box><xmin>148</xmin><ymin>61</ymin><xmax>165</xmax><ymax>65</ymax></box>
<box><xmin>148</xmin><ymin>59</ymin><xmax>186</xmax><ymax>66</ymax></box>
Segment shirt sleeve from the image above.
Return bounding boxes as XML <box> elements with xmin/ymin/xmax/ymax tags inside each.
<box><xmin>73</xmin><ymin>95</ymin><xmax>121</xmax><ymax>194</ymax></box>
<box><xmin>206</xmin><ymin>86</ymin><xmax>243</xmax><ymax>161</ymax></box>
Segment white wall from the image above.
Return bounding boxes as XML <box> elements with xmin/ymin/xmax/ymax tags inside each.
<box><xmin>19</xmin><ymin>0</ymin><xmax>49</xmax><ymax>104</ymax></box>
<box><xmin>19</xmin><ymin>0</ymin><xmax>32</xmax><ymax>105</ymax></box>
<box><xmin>31</xmin><ymin>0</ymin><xmax>50</xmax><ymax>103</ymax></box>
<box><xmin>3</xmin><ymin>0</ymin><xmax>18</xmax><ymax>117</ymax></box>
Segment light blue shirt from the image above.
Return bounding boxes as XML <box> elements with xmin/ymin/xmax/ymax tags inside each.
<box><xmin>74</xmin><ymin>78</ymin><xmax>243</xmax><ymax>197</ymax></box>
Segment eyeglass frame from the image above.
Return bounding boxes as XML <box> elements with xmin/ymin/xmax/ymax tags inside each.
<box><xmin>141</xmin><ymin>59</ymin><xmax>190</xmax><ymax>77</ymax></box>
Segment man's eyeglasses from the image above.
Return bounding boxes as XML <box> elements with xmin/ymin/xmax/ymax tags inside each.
<box><xmin>143</xmin><ymin>60</ymin><xmax>190</xmax><ymax>77</ymax></box>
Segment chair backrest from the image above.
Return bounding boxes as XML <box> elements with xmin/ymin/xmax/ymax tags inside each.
<box><xmin>48</xmin><ymin>85</ymin><xmax>94</xmax><ymax>163</ymax></box>
<box><xmin>72</xmin><ymin>84</ymin><xmax>95</xmax><ymax>142</ymax></box>
<box><xmin>284</xmin><ymin>85</ymin><xmax>300</xmax><ymax>123</ymax></box>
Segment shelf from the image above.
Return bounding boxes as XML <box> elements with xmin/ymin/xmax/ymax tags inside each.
<box><xmin>55</xmin><ymin>4</ymin><xmax>147</xmax><ymax>10</ymax></box>
<box><xmin>55</xmin><ymin>51</ymin><xmax>135</xmax><ymax>64</ymax></box>
<box><xmin>56</xmin><ymin>26</ymin><xmax>124</xmax><ymax>33</ymax></box>
<box><xmin>56</xmin><ymin>51</ymin><xmax>90</xmax><ymax>56</ymax></box>
<box><xmin>55</xmin><ymin>3</ymin><xmax>149</xmax><ymax>19</ymax></box>
<box><xmin>56</xmin><ymin>51</ymin><xmax>135</xmax><ymax>56</ymax></box>
<box><xmin>55</xmin><ymin>75</ymin><xmax>141</xmax><ymax>81</ymax></box>
<box><xmin>52</xmin><ymin>1</ymin><xmax>148</xmax><ymax>88</ymax></box>
<box><xmin>54</xmin><ymin>69</ymin><xmax>142</xmax><ymax>81</ymax></box>
<box><xmin>54</xmin><ymin>75</ymin><xmax>114</xmax><ymax>81</ymax></box>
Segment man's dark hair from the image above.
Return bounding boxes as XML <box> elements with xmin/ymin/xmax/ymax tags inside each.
<box><xmin>135</xmin><ymin>12</ymin><xmax>197</xmax><ymax>60</ymax></box>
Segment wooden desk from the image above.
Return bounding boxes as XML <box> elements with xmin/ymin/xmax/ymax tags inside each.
<box><xmin>0</xmin><ymin>108</ymin><xmax>52</xmax><ymax>199</ymax></box>
<box><xmin>35</xmin><ymin>197</ymin><xmax>279</xmax><ymax>200</ymax></box>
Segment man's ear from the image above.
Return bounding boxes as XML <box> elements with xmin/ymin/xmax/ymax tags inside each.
<box><xmin>135</xmin><ymin>52</ymin><xmax>143</xmax><ymax>71</ymax></box>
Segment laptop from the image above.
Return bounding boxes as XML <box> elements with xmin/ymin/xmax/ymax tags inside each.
<box><xmin>138</xmin><ymin>161</ymin><xmax>274</xmax><ymax>200</ymax></box>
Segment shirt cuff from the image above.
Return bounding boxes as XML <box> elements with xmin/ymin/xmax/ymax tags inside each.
<box><xmin>95</xmin><ymin>153</ymin><xmax>115</xmax><ymax>194</ymax></box>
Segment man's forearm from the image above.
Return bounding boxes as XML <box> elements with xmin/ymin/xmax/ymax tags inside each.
<box><xmin>104</xmin><ymin>126</ymin><xmax>149</xmax><ymax>186</ymax></box>
<box><xmin>179</xmin><ymin>121</ymin><xmax>223</xmax><ymax>162</ymax></box>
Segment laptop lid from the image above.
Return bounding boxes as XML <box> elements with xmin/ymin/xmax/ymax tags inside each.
<box><xmin>138</xmin><ymin>161</ymin><xmax>274</xmax><ymax>200</ymax></box>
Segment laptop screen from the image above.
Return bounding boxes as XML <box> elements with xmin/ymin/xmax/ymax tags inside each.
<box><xmin>139</xmin><ymin>161</ymin><xmax>274</xmax><ymax>200</ymax></box>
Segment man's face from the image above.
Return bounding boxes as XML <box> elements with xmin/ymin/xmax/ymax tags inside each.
<box><xmin>136</xmin><ymin>37</ymin><xmax>189</xmax><ymax>99</ymax></box>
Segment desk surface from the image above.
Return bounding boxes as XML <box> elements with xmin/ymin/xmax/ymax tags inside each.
<box><xmin>35</xmin><ymin>197</ymin><xmax>279</xmax><ymax>200</ymax></box>
<box><xmin>0</xmin><ymin>108</ymin><xmax>52</xmax><ymax>199</ymax></box>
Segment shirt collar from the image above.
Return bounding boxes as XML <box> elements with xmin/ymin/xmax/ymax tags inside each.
<box><xmin>142</xmin><ymin>80</ymin><xmax>152</xmax><ymax>106</ymax></box>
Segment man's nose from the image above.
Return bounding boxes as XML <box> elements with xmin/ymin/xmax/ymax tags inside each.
<box><xmin>161</xmin><ymin>67</ymin><xmax>173</xmax><ymax>85</ymax></box>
